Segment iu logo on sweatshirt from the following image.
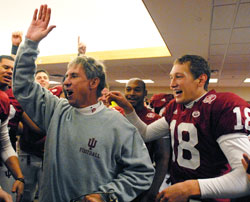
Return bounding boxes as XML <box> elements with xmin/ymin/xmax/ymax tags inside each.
<box><xmin>88</xmin><ymin>138</ymin><xmax>97</xmax><ymax>150</ymax></box>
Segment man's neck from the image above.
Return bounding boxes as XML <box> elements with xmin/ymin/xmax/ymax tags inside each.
<box><xmin>134</xmin><ymin>103</ymin><xmax>145</xmax><ymax>111</ymax></box>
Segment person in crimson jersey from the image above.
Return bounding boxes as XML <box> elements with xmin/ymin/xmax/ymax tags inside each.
<box><xmin>107</xmin><ymin>55</ymin><xmax>250</xmax><ymax>202</ymax></box>
<box><xmin>125</xmin><ymin>78</ymin><xmax>170</xmax><ymax>202</ymax></box>
<box><xmin>0</xmin><ymin>55</ymin><xmax>25</xmax><ymax>200</ymax></box>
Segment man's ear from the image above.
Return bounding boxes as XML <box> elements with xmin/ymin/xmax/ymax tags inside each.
<box><xmin>89</xmin><ymin>77</ymin><xmax>100</xmax><ymax>90</ymax></box>
<box><xmin>197</xmin><ymin>74</ymin><xmax>208</xmax><ymax>87</ymax></box>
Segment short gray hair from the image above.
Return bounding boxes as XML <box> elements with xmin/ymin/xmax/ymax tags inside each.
<box><xmin>68</xmin><ymin>56</ymin><xmax>107</xmax><ymax>97</ymax></box>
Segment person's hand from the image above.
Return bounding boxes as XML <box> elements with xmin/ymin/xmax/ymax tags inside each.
<box><xmin>78</xmin><ymin>36</ymin><xmax>87</xmax><ymax>55</ymax></box>
<box><xmin>11</xmin><ymin>180</ymin><xmax>24</xmax><ymax>202</ymax></box>
<box><xmin>156</xmin><ymin>180</ymin><xmax>200</xmax><ymax>202</ymax></box>
<box><xmin>12</xmin><ymin>32</ymin><xmax>23</xmax><ymax>46</ymax></box>
<box><xmin>81</xmin><ymin>193</ymin><xmax>104</xmax><ymax>202</ymax></box>
<box><xmin>106</xmin><ymin>91</ymin><xmax>134</xmax><ymax>114</ymax></box>
<box><xmin>0</xmin><ymin>188</ymin><xmax>13</xmax><ymax>202</ymax></box>
<box><xmin>26</xmin><ymin>4</ymin><xmax>56</xmax><ymax>42</ymax></box>
<box><xmin>242</xmin><ymin>153</ymin><xmax>250</xmax><ymax>182</ymax></box>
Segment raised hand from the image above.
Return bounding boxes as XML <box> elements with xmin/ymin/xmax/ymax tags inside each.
<box><xmin>12</xmin><ymin>31</ymin><xmax>23</xmax><ymax>46</ymax></box>
<box><xmin>78</xmin><ymin>36</ymin><xmax>87</xmax><ymax>55</ymax></box>
<box><xmin>106</xmin><ymin>91</ymin><xmax>134</xmax><ymax>114</ymax></box>
<box><xmin>26</xmin><ymin>4</ymin><xmax>56</xmax><ymax>42</ymax></box>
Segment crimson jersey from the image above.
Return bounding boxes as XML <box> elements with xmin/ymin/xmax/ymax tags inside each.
<box><xmin>0</xmin><ymin>91</ymin><xmax>10</xmax><ymax>123</ymax></box>
<box><xmin>49</xmin><ymin>85</ymin><xmax>63</xmax><ymax>97</ymax></box>
<box><xmin>165</xmin><ymin>90</ymin><xmax>250</xmax><ymax>201</ymax></box>
<box><xmin>136</xmin><ymin>107</ymin><xmax>161</xmax><ymax>161</ymax></box>
<box><xmin>4</xmin><ymin>88</ymin><xmax>23</xmax><ymax>149</ymax></box>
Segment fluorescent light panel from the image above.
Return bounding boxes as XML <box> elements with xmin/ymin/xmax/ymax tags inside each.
<box><xmin>116</xmin><ymin>79</ymin><xmax>154</xmax><ymax>84</ymax></box>
<box><xmin>49</xmin><ymin>81</ymin><xmax>61</xmax><ymax>85</ymax></box>
<box><xmin>0</xmin><ymin>0</ymin><xmax>169</xmax><ymax>56</ymax></box>
<box><xmin>244</xmin><ymin>78</ymin><xmax>250</xmax><ymax>83</ymax></box>
<box><xmin>209</xmin><ymin>78</ymin><xmax>218</xmax><ymax>83</ymax></box>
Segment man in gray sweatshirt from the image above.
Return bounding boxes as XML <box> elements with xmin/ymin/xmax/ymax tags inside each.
<box><xmin>13</xmin><ymin>5</ymin><xmax>155</xmax><ymax>202</ymax></box>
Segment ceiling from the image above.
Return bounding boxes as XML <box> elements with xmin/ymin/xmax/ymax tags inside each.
<box><xmin>38</xmin><ymin>0</ymin><xmax>250</xmax><ymax>89</ymax></box>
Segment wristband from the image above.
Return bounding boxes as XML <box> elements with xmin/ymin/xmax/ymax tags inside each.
<box><xmin>16</xmin><ymin>178</ymin><xmax>25</xmax><ymax>184</ymax></box>
<box><xmin>11</xmin><ymin>45</ymin><xmax>19</xmax><ymax>55</ymax></box>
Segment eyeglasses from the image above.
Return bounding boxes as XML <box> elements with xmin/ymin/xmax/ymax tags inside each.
<box><xmin>70</xmin><ymin>190</ymin><xmax>117</xmax><ymax>202</ymax></box>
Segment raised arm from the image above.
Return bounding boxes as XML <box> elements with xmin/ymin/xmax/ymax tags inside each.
<box><xmin>11</xmin><ymin>31</ymin><xmax>23</xmax><ymax>57</ymax></box>
<box><xmin>13</xmin><ymin>5</ymin><xmax>59</xmax><ymax>131</ymax></box>
<box><xmin>77</xmin><ymin>36</ymin><xmax>86</xmax><ymax>56</ymax></box>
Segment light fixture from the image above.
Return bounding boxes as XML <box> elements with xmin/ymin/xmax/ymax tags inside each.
<box><xmin>244</xmin><ymin>78</ymin><xmax>250</xmax><ymax>83</ymax></box>
<box><xmin>49</xmin><ymin>81</ymin><xmax>61</xmax><ymax>85</ymax></box>
<box><xmin>209</xmin><ymin>78</ymin><xmax>218</xmax><ymax>83</ymax></box>
<box><xmin>116</xmin><ymin>79</ymin><xmax>154</xmax><ymax>84</ymax></box>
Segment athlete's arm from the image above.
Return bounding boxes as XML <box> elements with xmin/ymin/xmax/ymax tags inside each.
<box><xmin>125</xmin><ymin>110</ymin><xmax>170</xmax><ymax>142</ymax></box>
<box><xmin>0</xmin><ymin>119</ymin><xmax>17</xmax><ymax>161</ymax></box>
<box><xmin>198</xmin><ymin>134</ymin><xmax>250</xmax><ymax>198</ymax></box>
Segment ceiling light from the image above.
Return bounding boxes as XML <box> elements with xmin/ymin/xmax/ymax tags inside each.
<box><xmin>244</xmin><ymin>78</ymin><xmax>250</xmax><ymax>83</ymax></box>
<box><xmin>116</xmin><ymin>79</ymin><xmax>154</xmax><ymax>83</ymax></box>
<box><xmin>209</xmin><ymin>78</ymin><xmax>218</xmax><ymax>83</ymax></box>
<box><xmin>49</xmin><ymin>81</ymin><xmax>61</xmax><ymax>85</ymax></box>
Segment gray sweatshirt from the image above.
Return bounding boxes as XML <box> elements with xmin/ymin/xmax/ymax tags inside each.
<box><xmin>13</xmin><ymin>39</ymin><xmax>155</xmax><ymax>202</ymax></box>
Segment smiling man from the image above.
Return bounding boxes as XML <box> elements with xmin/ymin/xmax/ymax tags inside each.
<box><xmin>125</xmin><ymin>78</ymin><xmax>170</xmax><ymax>202</ymax></box>
<box><xmin>108</xmin><ymin>55</ymin><xmax>250</xmax><ymax>202</ymax></box>
<box><xmin>13</xmin><ymin>5</ymin><xmax>154</xmax><ymax>202</ymax></box>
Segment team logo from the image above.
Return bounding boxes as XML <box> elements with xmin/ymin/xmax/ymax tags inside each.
<box><xmin>192</xmin><ymin>111</ymin><xmax>200</xmax><ymax>118</ymax></box>
<box><xmin>88</xmin><ymin>138</ymin><xmax>97</xmax><ymax>150</ymax></box>
<box><xmin>203</xmin><ymin>94</ymin><xmax>216</xmax><ymax>104</ymax></box>
<box><xmin>91</xmin><ymin>107</ymin><xmax>96</xmax><ymax>113</ymax></box>
<box><xmin>147</xmin><ymin>113</ymin><xmax>155</xmax><ymax>118</ymax></box>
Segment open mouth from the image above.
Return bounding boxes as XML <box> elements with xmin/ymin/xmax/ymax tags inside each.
<box><xmin>3</xmin><ymin>75</ymin><xmax>12</xmax><ymax>81</ymax></box>
<box><xmin>174</xmin><ymin>90</ymin><xmax>183</xmax><ymax>96</ymax></box>
<box><xmin>65</xmin><ymin>90</ymin><xmax>73</xmax><ymax>99</ymax></box>
<box><xmin>127</xmin><ymin>97</ymin><xmax>137</xmax><ymax>103</ymax></box>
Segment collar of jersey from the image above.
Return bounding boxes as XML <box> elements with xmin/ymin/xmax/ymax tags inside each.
<box><xmin>184</xmin><ymin>92</ymin><xmax>208</xmax><ymax>109</ymax></box>
<box><xmin>76</xmin><ymin>101</ymin><xmax>104</xmax><ymax>115</ymax></box>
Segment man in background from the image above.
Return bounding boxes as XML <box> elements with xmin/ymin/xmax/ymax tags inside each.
<box><xmin>125</xmin><ymin>78</ymin><xmax>170</xmax><ymax>202</ymax></box>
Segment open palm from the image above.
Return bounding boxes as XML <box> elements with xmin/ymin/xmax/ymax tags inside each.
<box><xmin>26</xmin><ymin>4</ymin><xmax>56</xmax><ymax>42</ymax></box>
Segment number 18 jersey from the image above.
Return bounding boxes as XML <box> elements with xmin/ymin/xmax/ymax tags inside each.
<box><xmin>164</xmin><ymin>90</ymin><xmax>250</xmax><ymax>184</ymax></box>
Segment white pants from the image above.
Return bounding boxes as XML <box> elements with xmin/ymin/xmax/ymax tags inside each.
<box><xmin>19</xmin><ymin>151</ymin><xmax>43</xmax><ymax>202</ymax></box>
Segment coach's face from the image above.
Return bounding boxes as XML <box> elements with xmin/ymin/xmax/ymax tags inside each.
<box><xmin>63</xmin><ymin>64</ymin><xmax>99</xmax><ymax>108</ymax></box>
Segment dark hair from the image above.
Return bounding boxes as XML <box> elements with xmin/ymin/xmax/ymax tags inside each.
<box><xmin>0</xmin><ymin>55</ymin><xmax>14</xmax><ymax>63</ymax></box>
<box><xmin>35</xmin><ymin>69</ymin><xmax>50</xmax><ymax>79</ymax></box>
<box><xmin>174</xmin><ymin>55</ymin><xmax>211</xmax><ymax>90</ymax></box>
<box><xmin>68</xmin><ymin>56</ymin><xmax>106</xmax><ymax>97</ymax></box>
